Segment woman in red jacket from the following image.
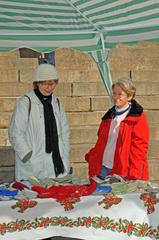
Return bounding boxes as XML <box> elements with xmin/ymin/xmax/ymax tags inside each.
<box><xmin>85</xmin><ymin>79</ymin><xmax>149</xmax><ymax>180</ymax></box>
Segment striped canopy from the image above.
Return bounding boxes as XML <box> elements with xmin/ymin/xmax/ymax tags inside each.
<box><xmin>0</xmin><ymin>0</ymin><xmax>159</xmax><ymax>52</ymax></box>
<box><xmin>0</xmin><ymin>0</ymin><xmax>159</xmax><ymax>94</ymax></box>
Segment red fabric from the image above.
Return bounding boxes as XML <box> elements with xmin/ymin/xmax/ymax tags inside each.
<box><xmin>32</xmin><ymin>180</ymin><xmax>96</xmax><ymax>200</ymax></box>
<box><xmin>12</xmin><ymin>181</ymin><xmax>29</xmax><ymax>190</ymax></box>
<box><xmin>85</xmin><ymin>112</ymin><xmax>149</xmax><ymax>180</ymax></box>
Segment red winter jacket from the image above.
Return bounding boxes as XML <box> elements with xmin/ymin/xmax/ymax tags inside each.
<box><xmin>85</xmin><ymin>100</ymin><xmax>149</xmax><ymax>180</ymax></box>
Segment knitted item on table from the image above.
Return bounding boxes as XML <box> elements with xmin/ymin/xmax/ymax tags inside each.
<box><xmin>11</xmin><ymin>181</ymin><xmax>29</xmax><ymax>190</ymax></box>
<box><xmin>32</xmin><ymin>180</ymin><xmax>96</xmax><ymax>201</ymax></box>
<box><xmin>14</xmin><ymin>188</ymin><xmax>38</xmax><ymax>200</ymax></box>
<box><xmin>92</xmin><ymin>185</ymin><xmax>112</xmax><ymax>195</ymax></box>
<box><xmin>0</xmin><ymin>185</ymin><xmax>18</xmax><ymax>200</ymax></box>
<box><xmin>28</xmin><ymin>176</ymin><xmax>42</xmax><ymax>186</ymax></box>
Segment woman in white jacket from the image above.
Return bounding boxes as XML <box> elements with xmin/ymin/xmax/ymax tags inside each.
<box><xmin>9</xmin><ymin>63</ymin><xmax>70</xmax><ymax>181</ymax></box>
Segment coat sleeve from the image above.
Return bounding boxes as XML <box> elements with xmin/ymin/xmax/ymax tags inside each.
<box><xmin>58</xmin><ymin>100</ymin><xmax>71</xmax><ymax>172</ymax></box>
<box><xmin>85</xmin><ymin>120</ymin><xmax>103</xmax><ymax>162</ymax></box>
<box><xmin>128</xmin><ymin>112</ymin><xmax>149</xmax><ymax>180</ymax></box>
<box><xmin>85</xmin><ymin>120</ymin><xmax>105</xmax><ymax>177</ymax></box>
<box><xmin>8</xmin><ymin>97</ymin><xmax>32</xmax><ymax>161</ymax></box>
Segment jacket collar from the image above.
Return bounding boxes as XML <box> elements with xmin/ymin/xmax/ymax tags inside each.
<box><xmin>102</xmin><ymin>100</ymin><xmax>143</xmax><ymax>120</ymax></box>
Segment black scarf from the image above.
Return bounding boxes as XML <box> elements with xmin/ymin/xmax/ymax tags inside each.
<box><xmin>34</xmin><ymin>88</ymin><xmax>64</xmax><ymax>176</ymax></box>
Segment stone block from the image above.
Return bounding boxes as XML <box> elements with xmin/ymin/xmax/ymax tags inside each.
<box><xmin>134</xmin><ymin>82</ymin><xmax>159</xmax><ymax>95</ymax></box>
<box><xmin>0</xmin><ymin>129</ymin><xmax>8</xmax><ymax>146</ymax></box>
<box><xmin>135</xmin><ymin>45</ymin><xmax>159</xmax><ymax>59</ymax></box>
<box><xmin>145</xmin><ymin>111</ymin><xmax>159</xmax><ymax>124</ymax></box>
<box><xmin>0</xmin><ymin>56</ymin><xmax>18</xmax><ymax>69</ymax></box>
<box><xmin>58</xmin><ymin>70</ymin><xmax>80</xmax><ymax>83</ymax></box>
<box><xmin>17</xmin><ymin>58</ymin><xmax>38</xmax><ymax>71</ymax></box>
<box><xmin>133</xmin><ymin>57</ymin><xmax>159</xmax><ymax>71</ymax></box>
<box><xmin>149</xmin><ymin>162</ymin><xmax>159</xmax><ymax>181</ymax></box>
<box><xmin>56</xmin><ymin>48</ymin><xmax>97</xmax><ymax>71</ymax></box>
<box><xmin>136</xmin><ymin>96</ymin><xmax>159</xmax><ymax>110</ymax></box>
<box><xmin>110</xmin><ymin>45</ymin><xmax>134</xmax><ymax>58</ymax></box>
<box><xmin>111</xmin><ymin>43</ymin><xmax>159</xmax><ymax>59</ymax></box>
<box><xmin>110</xmin><ymin>55</ymin><xmax>159</xmax><ymax>72</ymax></box>
<box><xmin>78</xmin><ymin>70</ymin><xmax>101</xmax><ymax>82</ymax></box>
<box><xmin>0</xmin><ymin>98</ymin><xmax>17</xmax><ymax>112</ymax></box>
<box><xmin>71</xmin><ymin>162</ymin><xmax>88</xmax><ymax>179</ymax></box>
<box><xmin>138</xmin><ymin>41</ymin><xmax>159</xmax><ymax>49</ymax></box>
<box><xmin>19</xmin><ymin>69</ymin><xmax>34</xmax><ymax>83</ymax></box>
<box><xmin>67</xmin><ymin>111</ymin><xmax>104</xmax><ymax>127</ymax></box>
<box><xmin>91</xmin><ymin>96</ymin><xmax>112</xmax><ymax>111</ymax></box>
<box><xmin>0</xmin><ymin>83</ymin><xmax>32</xmax><ymax>97</ymax></box>
<box><xmin>71</xmin><ymin>126</ymin><xmax>98</xmax><ymax>144</ymax></box>
<box><xmin>56</xmin><ymin>48</ymin><xmax>76</xmax><ymax>69</ymax></box>
<box><xmin>0</xmin><ymin>50</ymin><xmax>19</xmax><ymax>58</ymax></box>
<box><xmin>0</xmin><ymin>166</ymin><xmax>15</xmax><ymax>182</ymax></box>
<box><xmin>60</xmin><ymin>97</ymin><xmax>91</xmax><ymax>112</ymax></box>
<box><xmin>54</xmin><ymin>83</ymin><xmax>72</xmax><ymax>96</ymax></box>
<box><xmin>70</xmin><ymin>144</ymin><xmax>93</xmax><ymax>163</ymax></box>
<box><xmin>149</xmin><ymin>126</ymin><xmax>159</xmax><ymax>141</ymax></box>
<box><xmin>109</xmin><ymin>57</ymin><xmax>136</xmax><ymax>71</ymax></box>
<box><xmin>59</xmin><ymin>69</ymin><xmax>101</xmax><ymax>83</ymax></box>
<box><xmin>72</xmin><ymin>82</ymin><xmax>107</xmax><ymax>97</ymax></box>
<box><xmin>0</xmin><ymin>112</ymin><xmax>12</xmax><ymax>128</ymax></box>
<box><xmin>132</xmin><ymin>70</ymin><xmax>159</xmax><ymax>82</ymax></box>
<box><xmin>148</xmin><ymin>141</ymin><xmax>159</xmax><ymax>160</ymax></box>
<box><xmin>111</xmin><ymin>71</ymin><xmax>130</xmax><ymax>81</ymax></box>
<box><xmin>0</xmin><ymin>146</ymin><xmax>15</xmax><ymax>166</ymax></box>
<box><xmin>0</xmin><ymin>69</ymin><xmax>18</xmax><ymax>83</ymax></box>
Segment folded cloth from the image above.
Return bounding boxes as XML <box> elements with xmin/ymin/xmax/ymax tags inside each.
<box><xmin>22</xmin><ymin>188</ymin><xmax>37</xmax><ymax>199</ymax></box>
<box><xmin>32</xmin><ymin>180</ymin><xmax>96</xmax><ymax>200</ymax></box>
<box><xmin>14</xmin><ymin>191</ymin><xmax>26</xmax><ymax>200</ymax></box>
<box><xmin>93</xmin><ymin>185</ymin><xmax>112</xmax><ymax>195</ymax></box>
<box><xmin>0</xmin><ymin>196</ymin><xmax>13</xmax><ymax>201</ymax></box>
<box><xmin>14</xmin><ymin>189</ymin><xmax>38</xmax><ymax>200</ymax></box>
<box><xmin>95</xmin><ymin>174</ymin><xmax>126</xmax><ymax>184</ymax></box>
<box><xmin>107</xmin><ymin>182</ymin><xmax>129</xmax><ymax>194</ymax></box>
<box><xmin>147</xmin><ymin>181</ymin><xmax>159</xmax><ymax>192</ymax></box>
<box><xmin>28</xmin><ymin>176</ymin><xmax>42</xmax><ymax>186</ymax></box>
<box><xmin>40</xmin><ymin>178</ymin><xmax>57</xmax><ymax>187</ymax></box>
<box><xmin>21</xmin><ymin>180</ymin><xmax>32</xmax><ymax>189</ymax></box>
<box><xmin>53</xmin><ymin>175</ymin><xmax>73</xmax><ymax>184</ymax></box>
<box><xmin>0</xmin><ymin>187</ymin><xmax>18</xmax><ymax>197</ymax></box>
<box><xmin>11</xmin><ymin>181</ymin><xmax>29</xmax><ymax>190</ymax></box>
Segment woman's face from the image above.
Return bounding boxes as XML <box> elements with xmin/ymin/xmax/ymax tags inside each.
<box><xmin>112</xmin><ymin>84</ymin><xmax>132</xmax><ymax>108</ymax></box>
<box><xmin>38</xmin><ymin>80</ymin><xmax>57</xmax><ymax>96</ymax></box>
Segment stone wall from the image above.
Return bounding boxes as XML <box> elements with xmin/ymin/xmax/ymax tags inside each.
<box><xmin>0</xmin><ymin>42</ymin><xmax>159</xmax><ymax>182</ymax></box>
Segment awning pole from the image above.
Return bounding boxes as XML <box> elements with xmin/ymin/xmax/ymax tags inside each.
<box><xmin>100</xmin><ymin>32</ymin><xmax>113</xmax><ymax>96</ymax></box>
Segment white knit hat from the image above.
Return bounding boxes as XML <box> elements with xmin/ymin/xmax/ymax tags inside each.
<box><xmin>33</xmin><ymin>63</ymin><xmax>58</xmax><ymax>82</ymax></box>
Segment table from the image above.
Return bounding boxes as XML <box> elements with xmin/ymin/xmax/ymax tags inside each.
<box><xmin>0</xmin><ymin>192</ymin><xmax>159</xmax><ymax>240</ymax></box>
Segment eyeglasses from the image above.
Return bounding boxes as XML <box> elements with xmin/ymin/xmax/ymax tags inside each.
<box><xmin>40</xmin><ymin>82</ymin><xmax>56</xmax><ymax>87</ymax></box>
<box><xmin>112</xmin><ymin>92</ymin><xmax>127</xmax><ymax>99</ymax></box>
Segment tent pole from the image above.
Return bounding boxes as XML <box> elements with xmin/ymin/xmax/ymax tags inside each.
<box><xmin>99</xmin><ymin>32</ymin><xmax>113</xmax><ymax>96</ymax></box>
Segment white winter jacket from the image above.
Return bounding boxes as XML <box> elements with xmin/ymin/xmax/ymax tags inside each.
<box><xmin>9</xmin><ymin>90</ymin><xmax>70</xmax><ymax>181</ymax></box>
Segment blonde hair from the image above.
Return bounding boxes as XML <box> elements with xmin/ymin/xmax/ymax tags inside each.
<box><xmin>112</xmin><ymin>78</ymin><xmax>136</xmax><ymax>99</ymax></box>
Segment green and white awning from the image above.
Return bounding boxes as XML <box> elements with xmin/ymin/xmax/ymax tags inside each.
<box><xmin>0</xmin><ymin>0</ymin><xmax>159</xmax><ymax>52</ymax></box>
<box><xmin>0</xmin><ymin>0</ymin><xmax>159</xmax><ymax>94</ymax></box>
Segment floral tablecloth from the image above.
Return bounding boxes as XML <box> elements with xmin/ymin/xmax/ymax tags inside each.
<box><xmin>0</xmin><ymin>192</ymin><xmax>159</xmax><ymax>240</ymax></box>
